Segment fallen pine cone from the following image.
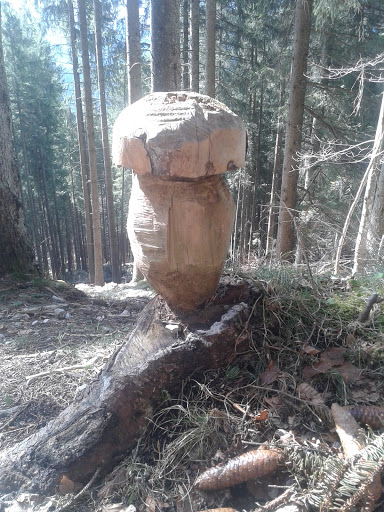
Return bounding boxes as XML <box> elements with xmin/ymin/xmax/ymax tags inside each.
<box><xmin>197</xmin><ymin>509</ymin><xmax>239</xmax><ymax>512</ymax></box>
<box><xmin>194</xmin><ymin>448</ymin><xmax>284</xmax><ymax>491</ymax></box>
<box><xmin>346</xmin><ymin>405</ymin><xmax>384</xmax><ymax>430</ymax></box>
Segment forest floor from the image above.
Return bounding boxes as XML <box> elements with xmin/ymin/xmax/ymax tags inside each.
<box><xmin>1</xmin><ymin>268</ymin><xmax>384</xmax><ymax>512</ymax></box>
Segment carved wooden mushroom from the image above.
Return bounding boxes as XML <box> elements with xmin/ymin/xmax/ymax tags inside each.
<box><xmin>113</xmin><ymin>92</ymin><xmax>246</xmax><ymax>310</ymax></box>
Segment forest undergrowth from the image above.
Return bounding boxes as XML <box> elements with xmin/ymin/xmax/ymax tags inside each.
<box><xmin>1</xmin><ymin>265</ymin><xmax>384</xmax><ymax>512</ymax></box>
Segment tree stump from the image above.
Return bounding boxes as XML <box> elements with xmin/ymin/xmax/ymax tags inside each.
<box><xmin>0</xmin><ymin>280</ymin><xmax>258</xmax><ymax>495</ymax></box>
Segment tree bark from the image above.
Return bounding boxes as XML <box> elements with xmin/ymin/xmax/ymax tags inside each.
<box><xmin>205</xmin><ymin>0</ymin><xmax>216</xmax><ymax>98</ymax></box>
<box><xmin>126</xmin><ymin>0</ymin><xmax>144</xmax><ymax>282</ymax></box>
<box><xmin>0</xmin><ymin>5</ymin><xmax>34</xmax><ymax>277</ymax></box>
<box><xmin>94</xmin><ymin>0</ymin><xmax>120</xmax><ymax>283</ymax></box>
<box><xmin>183</xmin><ymin>0</ymin><xmax>190</xmax><ymax>90</ymax></box>
<box><xmin>126</xmin><ymin>0</ymin><xmax>142</xmax><ymax>103</ymax></box>
<box><xmin>67</xmin><ymin>0</ymin><xmax>95</xmax><ymax>283</ymax></box>
<box><xmin>39</xmin><ymin>149</ymin><xmax>60</xmax><ymax>279</ymax></box>
<box><xmin>190</xmin><ymin>0</ymin><xmax>199</xmax><ymax>92</ymax></box>
<box><xmin>0</xmin><ymin>282</ymin><xmax>257</xmax><ymax>494</ymax></box>
<box><xmin>150</xmin><ymin>0</ymin><xmax>180</xmax><ymax>92</ymax></box>
<box><xmin>353</xmin><ymin>93</ymin><xmax>384</xmax><ymax>273</ymax></box>
<box><xmin>78</xmin><ymin>0</ymin><xmax>104</xmax><ymax>286</ymax></box>
<box><xmin>276</xmin><ymin>0</ymin><xmax>313</xmax><ymax>260</ymax></box>
<box><xmin>266</xmin><ymin>79</ymin><xmax>285</xmax><ymax>256</ymax></box>
<box><xmin>16</xmin><ymin>94</ymin><xmax>44</xmax><ymax>272</ymax></box>
<box><xmin>51</xmin><ymin>168</ymin><xmax>66</xmax><ymax>277</ymax></box>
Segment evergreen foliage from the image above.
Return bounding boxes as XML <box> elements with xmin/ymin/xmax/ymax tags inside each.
<box><xmin>1</xmin><ymin>0</ymin><xmax>384</xmax><ymax>278</ymax></box>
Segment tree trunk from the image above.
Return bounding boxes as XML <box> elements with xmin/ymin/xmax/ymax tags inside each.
<box><xmin>126</xmin><ymin>0</ymin><xmax>144</xmax><ymax>282</ymax></box>
<box><xmin>67</xmin><ymin>0</ymin><xmax>95</xmax><ymax>283</ymax></box>
<box><xmin>65</xmin><ymin>199</ymin><xmax>73</xmax><ymax>274</ymax></box>
<box><xmin>39</xmin><ymin>150</ymin><xmax>60</xmax><ymax>279</ymax></box>
<box><xmin>0</xmin><ymin>5</ymin><xmax>34</xmax><ymax>277</ymax></box>
<box><xmin>78</xmin><ymin>0</ymin><xmax>104</xmax><ymax>286</ymax></box>
<box><xmin>353</xmin><ymin>93</ymin><xmax>384</xmax><ymax>273</ymax></box>
<box><xmin>51</xmin><ymin>169</ymin><xmax>66</xmax><ymax>277</ymax></box>
<box><xmin>69</xmin><ymin>166</ymin><xmax>82</xmax><ymax>270</ymax></box>
<box><xmin>16</xmin><ymin>95</ymin><xmax>44</xmax><ymax>272</ymax></box>
<box><xmin>266</xmin><ymin>78</ymin><xmax>285</xmax><ymax>256</ymax></box>
<box><xmin>368</xmin><ymin>160</ymin><xmax>384</xmax><ymax>258</ymax></box>
<box><xmin>182</xmin><ymin>0</ymin><xmax>190</xmax><ymax>90</ymax></box>
<box><xmin>126</xmin><ymin>0</ymin><xmax>142</xmax><ymax>103</ymax></box>
<box><xmin>39</xmin><ymin>201</ymin><xmax>50</xmax><ymax>275</ymax></box>
<box><xmin>276</xmin><ymin>0</ymin><xmax>313</xmax><ymax>260</ymax></box>
<box><xmin>150</xmin><ymin>0</ymin><xmax>180</xmax><ymax>92</ymax></box>
<box><xmin>94</xmin><ymin>0</ymin><xmax>120</xmax><ymax>283</ymax></box>
<box><xmin>190</xmin><ymin>0</ymin><xmax>199</xmax><ymax>92</ymax></box>
<box><xmin>205</xmin><ymin>0</ymin><xmax>216</xmax><ymax>98</ymax></box>
<box><xmin>0</xmin><ymin>283</ymin><xmax>257</xmax><ymax>494</ymax></box>
<box><xmin>120</xmin><ymin>167</ymin><xmax>126</xmax><ymax>266</ymax></box>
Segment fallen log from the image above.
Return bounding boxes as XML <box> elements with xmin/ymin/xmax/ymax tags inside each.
<box><xmin>0</xmin><ymin>281</ymin><xmax>258</xmax><ymax>495</ymax></box>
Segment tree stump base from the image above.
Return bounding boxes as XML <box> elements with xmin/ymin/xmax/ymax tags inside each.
<box><xmin>0</xmin><ymin>279</ymin><xmax>259</xmax><ymax>495</ymax></box>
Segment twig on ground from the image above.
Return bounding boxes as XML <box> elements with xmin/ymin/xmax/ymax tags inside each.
<box><xmin>253</xmin><ymin>487</ymin><xmax>296</xmax><ymax>511</ymax></box>
<box><xmin>26</xmin><ymin>356</ymin><xmax>103</xmax><ymax>385</ymax></box>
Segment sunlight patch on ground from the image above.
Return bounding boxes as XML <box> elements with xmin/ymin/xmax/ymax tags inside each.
<box><xmin>75</xmin><ymin>281</ymin><xmax>155</xmax><ymax>302</ymax></box>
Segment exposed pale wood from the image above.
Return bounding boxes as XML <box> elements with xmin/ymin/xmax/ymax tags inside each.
<box><xmin>112</xmin><ymin>92</ymin><xmax>246</xmax><ymax>178</ymax></box>
<box><xmin>0</xmin><ymin>282</ymin><xmax>256</xmax><ymax>495</ymax></box>
<box><xmin>26</xmin><ymin>356</ymin><xmax>104</xmax><ymax>385</ymax></box>
<box><xmin>128</xmin><ymin>173</ymin><xmax>235</xmax><ymax>310</ymax></box>
<box><xmin>113</xmin><ymin>91</ymin><xmax>246</xmax><ymax>309</ymax></box>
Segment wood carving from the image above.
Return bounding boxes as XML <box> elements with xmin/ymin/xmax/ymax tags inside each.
<box><xmin>113</xmin><ymin>92</ymin><xmax>246</xmax><ymax>310</ymax></box>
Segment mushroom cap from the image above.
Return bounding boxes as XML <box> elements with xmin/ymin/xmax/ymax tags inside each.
<box><xmin>112</xmin><ymin>91</ymin><xmax>246</xmax><ymax>178</ymax></box>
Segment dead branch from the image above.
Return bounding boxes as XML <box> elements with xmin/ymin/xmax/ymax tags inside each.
<box><xmin>357</xmin><ymin>293</ymin><xmax>383</xmax><ymax>323</ymax></box>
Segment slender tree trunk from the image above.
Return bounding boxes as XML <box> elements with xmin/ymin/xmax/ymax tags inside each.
<box><xmin>249</xmin><ymin>78</ymin><xmax>264</xmax><ymax>251</ymax></box>
<box><xmin>39</xmin><ymin>150</ymin><xmax>59</xmax><ymax>279</ymax></box>
<box><xmin>0</xmin><ymin>4</ymin><xmax>34</xmax><ymax>276</ymax></box>
<box><xmin>17</xmin><ymin>98</ymin><xmax>43</xmax><ymax>271</ymax></box>
<box><xmin>190</xmin><ymin>0</ymin><xmax>199</xmax><ymax>92</ymax></box>
<box><xmin>231</xmin><ymin>171</ymin><xmax>242</xmax><ymax>264</ymax></box>
<box><xmin>304</xmin><ymin>40</ymin><xmax>330</xmax><ymax>196</ymax></box>
<box><xmin>183</xmin><ymin>0</ymin><xmax>190</xmax><ymax>90</ymax></box>
<box><xmin>126</xmin><ymin>0</ymin><xmax>142</xmax><ymax>103</ymax></box>
<box><xmin>276</xmin><ymin>0</ymin><xmax>313</xmax><ymax>260</ymax></box>
<box><xmin>266</xmin><ymin>78</ymin><xmax>285</xmax><ymax>255</ymax></box>
<box><xmin>368</xmin><ymin>160</ymin><xmax>384</xmax><ymax>257</ymax></box>
<box><xmin>353</xmin><ymin>93</ymin><xmax>384</xmax><ymax>274</ymax></box>
<box><xmin>51</xmin><ymin>169</ymin><xmax>66</xmax><ymax>277</ymax></box>
<box><xmin>68</xmin><ymin>0</ymin><xmax>95</xmax><ymax>282</ymax></box>
<box><xmin>126</xmin><ymin>0</ymin><xmax>144</xmax><ymax>281</ymax></box>
<box><xmin>205</xmin><ymin>0</ymin><xmax>216</xmax><ymax>97</ymax></box>
<box><xmin>39</xmin><ymin>203</ymin><xmax>49</xmax><ymax>275</ymax></box>
<box><xmin>65</xmin><ymin>199</ymin><xmax>73</xmax><ymax>274</ymax></box>
<box><xmin>94</xmin><ymin>0</ymin><xmax>120</xmax><ymax>283</ymax></box>
<box><xmin>69</xmin><ymin>166</ymin><xmax>82</xmax><ymax>270</ymax></box>
<box><xmin>78</xmin><ymin>0</ymin><xmax>104</xmax><ymax>286</ymax></box>
<box><xmin>120</xmin><ymin>167</ymin><xmax>126</xmax><ymax>266</ymax></box>
<box><xmin>151</xmin><ymin>0</ymin><xmax>180</xmax><ymax>91</ymax></box>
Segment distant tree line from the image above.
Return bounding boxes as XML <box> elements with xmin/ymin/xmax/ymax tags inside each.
<box><xmin>1</xmin><ymin>0</ymin><xmax>384</xmax><ymax>280</ymax></box>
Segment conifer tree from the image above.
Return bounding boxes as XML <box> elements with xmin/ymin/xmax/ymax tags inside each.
<box><xmin>0</xmin><ymin>4</ymin><xmax>34</xmax><ymax>276</ymax></box>
<box><xmin>276</xmin><ymin>0</ymin><xmax>313</xmax><ymax>261</ymax></box>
